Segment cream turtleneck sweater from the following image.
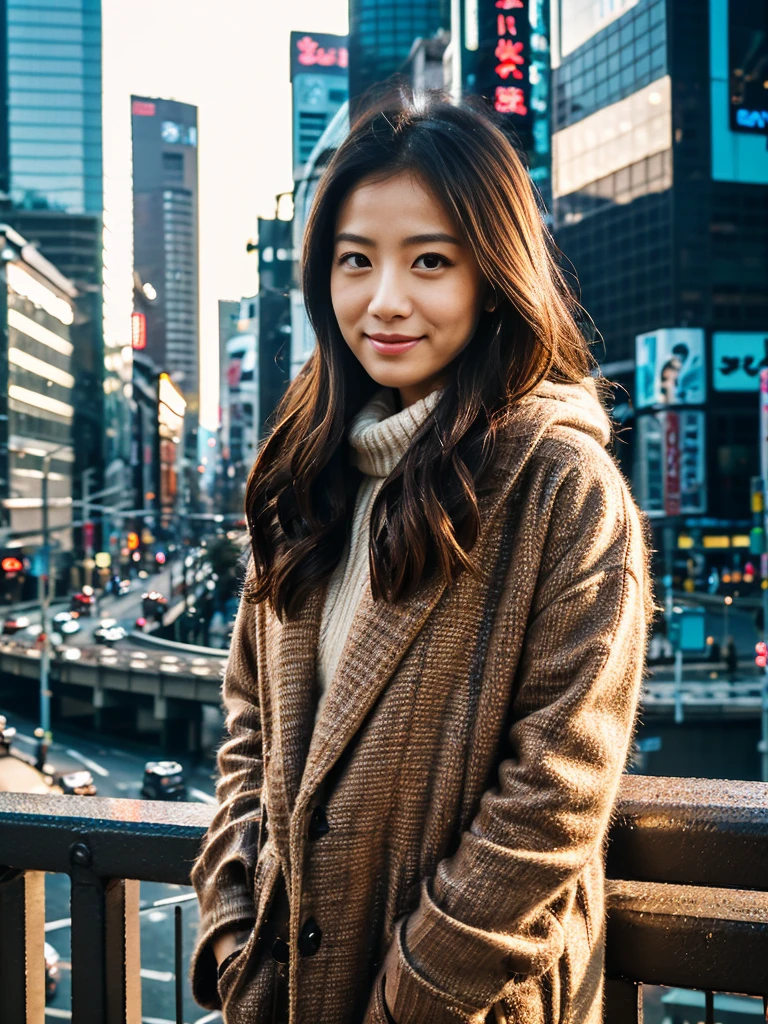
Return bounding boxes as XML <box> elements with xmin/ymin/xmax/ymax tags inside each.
<box><xmin>315</xmin><ymin>387</ymin><xmax>441</xmax><ymax>720</ymax></box>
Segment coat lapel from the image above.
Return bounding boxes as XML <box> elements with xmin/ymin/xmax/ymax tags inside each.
<box><xmin>295</xmin><ymin>568</ymin><xmax>448</xmax><ymax>809</ymax></box>
<box><xmin>267</xmin><ymin>586</ymin><xmax>324</xmax><ymax>822</ymax></box>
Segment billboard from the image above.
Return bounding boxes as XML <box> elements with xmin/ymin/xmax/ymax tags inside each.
<box><xmin>470</xmin><ymin>0</ymin><xmax>533</xmax><ymax>130</ymax></box>
<box><xmin>713</xmin><ymin>332</ymin><xmax>768</xmax><ymax>391</ymax></box>
<box><xmin>290</xmin><ymin>32</ymin><xmax>348</xmax><ymax>80</ymax></box>
<box><xmin>729</xmin><ymin>0</ymin><xmax>768</xmax><ymax>136</ymax></box>
<box><xmin>635</xmin><ymin>409</ymin><xmax>706</xmax><ymax>518</ymax></box>
<box><xmin>635</xmin><ymin>328</ymin><xmax>706</xmax><ymax>409</ymax></box>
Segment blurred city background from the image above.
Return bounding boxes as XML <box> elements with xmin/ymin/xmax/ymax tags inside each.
<box><xmin>0</xmin><ymin>0</ymin><xmax>766</xmax><ymax>1021</ymax></box>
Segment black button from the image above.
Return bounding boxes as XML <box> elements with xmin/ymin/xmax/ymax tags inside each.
<box><xmin>297</xmin><ymin>917</ymin><xmax>322</xmax><ymax>957</ymax></box>
<box><xmin>271</xmin><ymin>937</ymin><xmax>289</xmax><ymax>965</ymax></box>
<box><xmin>308</xmin><ymin>805</ymin><xmax>330</xmax><ymax>841</ymax></box>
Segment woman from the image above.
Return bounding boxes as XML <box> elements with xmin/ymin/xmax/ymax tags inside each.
<box><xmin>190</xmin><ymin>93</ymin><xmax>651</xmax><ymax>1024</ymax></box>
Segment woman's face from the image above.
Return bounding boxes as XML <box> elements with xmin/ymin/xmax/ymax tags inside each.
<box><xmin>330</xmin><ymin>172</ymin><xmax>490</xmax><ymax>407</ymax></box>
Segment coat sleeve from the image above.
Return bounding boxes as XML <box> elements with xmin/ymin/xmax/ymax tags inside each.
<box><xmin>188</xmin><ymin>579</ymin><xmax>264</xmax><ymax>1009</ymax></box>
<box><xmin>378</xmin><ymin>453</ymin><xmax>652</xmax><ymax>1024</ymax></box>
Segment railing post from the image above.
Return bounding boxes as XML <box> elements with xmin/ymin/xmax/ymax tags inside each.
<box><xmin>70</xmin><ymin>840</ymin><xmax>142</xmax><ymax>1024</ymax></box>
<box><xmin>604</xmin><ymin>978</ymin><xmax>643</xmax><ymax>1024</ymax></box>
<box><xmin>0</xmin><ymin>867</ymin><xmax>45</xmax><ymax>1024</ymax></box>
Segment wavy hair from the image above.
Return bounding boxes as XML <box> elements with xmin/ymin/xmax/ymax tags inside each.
<box><xmin>245</xmin><ymin>91</ymin><xmax>598</xmax><ymax>619</ymax></box>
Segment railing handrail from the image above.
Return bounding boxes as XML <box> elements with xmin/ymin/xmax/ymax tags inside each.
<box><xmin>0</xmin><ymin>774</ymin><xmax>767</xmax><ymax>888</ymax></box>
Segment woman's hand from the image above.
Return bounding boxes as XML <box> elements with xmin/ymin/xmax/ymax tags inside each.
<box><xmin>213</xmin><ymin>925</ymin><xmax>252</xmax><ymax>969</ymax></box>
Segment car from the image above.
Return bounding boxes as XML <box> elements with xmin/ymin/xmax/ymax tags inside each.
<box><xmin>141</xmin><ymin>591</ymin><xmax>168</xmax><ymax>620</ymax></box>
<box><xmin>71</xmin><ymin>591</ymin><xmax>96</xmax><ymax>616</ymax></box>
<box><xmin>140</xmin><ymin>760</ymin><xmax>187</xmax><ymax>801</ymax></box>
<box><xmin>2</xmin><ymin>615</ymin><xmax>30</xmax><ymax>635</ymax></box>
<box><xmin>44</xmin><ymin>941</ymin><xmax>60</xmax><ymax>1002</ymax></box>
<box><xmin>53</xmin><ymin>611</ymin><xmax>81</xmax><ymax>636</ymax></box>
<box><xmin>93</xmin><ymin>625</ymin><xmax>126</xmax><ymax>646</ymax></box>
<box><xmin>58</xmin><ymin>769</ymin><xmax>97</xmax><ymax>796</ymax></box>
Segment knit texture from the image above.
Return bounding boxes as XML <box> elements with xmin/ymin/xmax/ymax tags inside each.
<box><xmin>317</xmin><ymin>388</ymin><xmax>441</xmax><ymax>718</ymax></box>
<box><xmin>189</xmin><ymin>377</ymin><xmax>652</xmax><ymax>1024</ymax></box>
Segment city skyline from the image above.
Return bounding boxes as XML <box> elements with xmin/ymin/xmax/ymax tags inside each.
<box><xmin>102</xmin><ymin>0</ymin><xmax>348</xmax><ymax>430</ymax></box>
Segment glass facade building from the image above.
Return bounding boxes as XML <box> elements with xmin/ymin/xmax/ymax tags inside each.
<box><xmin>131</xmin><ymin>96</ymin><xmax>200</xmax><ymax>408</ymax></box>
<box><xmin>5</xmin><ymin>0</ymin><xmax>102</xmax><ymax>214</ymax></box>
<box><xmin>551</xmin><ymin>0</ymin><xmax>768</xmax><ymax>586</ymax></box>
<box><xmin>348</xmin><ymin>0</ymin><xmax>450</xmax><ymax>103</ymax></box>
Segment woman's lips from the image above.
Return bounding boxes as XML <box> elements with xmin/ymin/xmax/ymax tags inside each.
<box><xmin>365</xmin><ymin>333</ymin><xmax>424</xmax><ymax>355</ymax></box>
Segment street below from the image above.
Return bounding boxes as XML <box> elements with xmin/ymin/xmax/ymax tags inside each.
<box><xmin>0</xmin><ymin>705</ymin><xmax>221</xmax><ymax>1024</ymax></box>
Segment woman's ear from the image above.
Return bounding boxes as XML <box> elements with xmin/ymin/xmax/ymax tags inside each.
<box><xmin>484</xmin><ymin>285</ymin><xmax>498</xmax><ymax>313</ymax></box>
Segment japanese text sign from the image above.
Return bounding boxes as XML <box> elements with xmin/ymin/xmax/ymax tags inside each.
<box><xmin>290</xmin><ymin>32</ymin><xmax>348</xmax><ymax>80</ymax></box>
<box><xmin>713</xmin><ymin>333</ymin><xmax>768</xmax><ymax>391</ymax></box>
<box><xmin>473</xmin><ymin>0</ymin><xmax>532</xmax><ymax>128</ymax></box>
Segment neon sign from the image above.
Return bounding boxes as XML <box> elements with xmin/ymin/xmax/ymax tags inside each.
<box><xmin>131</xmin><ymin>311</ymin><xmax>147</xmax><ymax>350</ymax></box>
<box><xmin>472</xmin><ymin>0</ymin><xmax>531</xmax><ymax>127</ymax></box>
<box><xmin>290</xmin><ymin>33</ymin><xmax>349</xmax><ymax>80</ymax></box>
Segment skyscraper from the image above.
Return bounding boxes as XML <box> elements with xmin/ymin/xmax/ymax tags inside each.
<box><xmin>348</xmin><ymin>0</ymin><xmax>450</xmax><ymax>105</ymax></box>
<box><xmin>290</xmin><ymin>31</ymin><xmax>349</xmax><ymax>180</ymax></box>
<box><xmin>551</xmin><ymin>0</ymin><xmax>768</xmax><ymax>586</ymax></box>
<box><xmin>131</xmin><ymin>96</ymin><xmax>200</xmax><ymax>409</ymax></box>
<box><xmin>3</xmin><ymin>0</ymin><xmax>102</xmax><ymax>214</ymax></box>
<box><xmin>0</xmin><ymin>0</ymin><xmax>132</xmax><ymax>568</ymax></box>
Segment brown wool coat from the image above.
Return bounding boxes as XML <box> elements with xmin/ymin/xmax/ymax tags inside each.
<box><xmin>189</xmin><ymin>379</ymin><xmax>652</xmax><ymax>1024</ymax></box>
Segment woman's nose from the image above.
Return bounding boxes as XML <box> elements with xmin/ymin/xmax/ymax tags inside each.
<box><xmin>367</xmin><ymin>270</ymin><xmax>412</xmax><ymax>321</ymax></box>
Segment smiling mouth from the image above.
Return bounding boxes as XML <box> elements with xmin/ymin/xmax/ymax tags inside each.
<box><xmin>366</xmin><ymin>333</ymin><xmax>424</xmax><ymax>343</ymax></box>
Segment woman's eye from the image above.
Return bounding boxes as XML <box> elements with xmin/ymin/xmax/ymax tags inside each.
<box><xmin>339</xmin><ymin>252</ymin><xmax>370</xmax><ymax>269</ymax></box>
<box><xmin>414</xmin><ymin>253</ymin><xmax>450</xmax><ymax>270</ymax></box>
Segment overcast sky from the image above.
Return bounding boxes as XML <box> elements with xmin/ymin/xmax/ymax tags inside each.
<box><xmin>102</xmin><ymin>0</ymin><xmax>349</xmax><ymax>428</ymax></box>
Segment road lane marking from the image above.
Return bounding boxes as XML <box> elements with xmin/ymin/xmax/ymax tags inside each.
<box><xmin>45</xmin><ymin>1010</ymin><xmax>72</xmax><ymax>1019</ymax></box>
<box><xmin>141</xmin><ymin>1017</ymin><xmax>184</xmax><ymax>1024</ymax></box>
<box><xmin>140</xmin><ymin>968</ymin><xmax>174</xmax><ymax>982</ymax></box>
<box><xmin>44</xmin><ymin>917</ymin><xmax>71</xmax><ymax>932</ymax></box>
<box><xmin>14</xmin><ymin>732</ymin><xmax>37</xmax><ymax>745</ymax></box>
<box><xmin>189</xmin><ymin>787</ymin><xmax>216</xmax><ymax>805</ymax></box>
<box><xmin>194</xmin><ymin>1014</ymin><xmax>223</xmax><ymax>1023</ymax></box>
<box><xmin>65</xmin><ymin>748</ymin><xmax>109</xmax><ymax>777</ymax></box>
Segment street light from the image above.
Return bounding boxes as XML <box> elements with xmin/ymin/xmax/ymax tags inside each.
<box><xmin>38</xmin><ymin>442</ymin><xmax>70</xmax><ymax>748</ymax></box>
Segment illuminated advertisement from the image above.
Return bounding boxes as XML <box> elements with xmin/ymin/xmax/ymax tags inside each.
<box><xmin>471</xmin><ymin>0</ymin><xmax>532</xmax><ymax>129</ymax></box>
<box><xmin>157</xmin><ymin>372</ymin><xmax>186</xmax><ymax>516</ymax></box>
<box><xmin>729</xmin><ymin>0</ymin><xmax>768</xmax><ymax>135</ymax></box>
<box><xmin>635</xmin><ymin>410</ymin><xmax>707</xmax><ymax>518</ymax></box>
<box><xmin>290</xmin><ymin>32</ymin><xmax>348</xmax><ymax>79</ymax></box>
<box><xmin>635</xmin><ymin>328</ymin><xmax>706</xmax><ymax>409</ymax></box>
<box><xmin>713</xmin><ymin>332</ymin><xmax>768</xmax><ymax>391</ymax></box>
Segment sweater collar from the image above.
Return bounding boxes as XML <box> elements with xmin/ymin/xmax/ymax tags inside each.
<box><xmin>348</xmin><ymin>388</ymin><xmax>442</xmax><ymax>478</ymax></box>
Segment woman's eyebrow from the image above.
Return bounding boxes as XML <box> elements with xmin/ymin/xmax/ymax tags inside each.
<box><xmin>334</xmin><ymin>231</ymin><xmax>462</xmax><ymax>247</ymax></box>
<box><xmin>335</xmin><ymin>232</ymin><xmax>375</xmax><ymax>245</ymax></box>
<box><xmin>403</xmin><ymin>232</ymin><xmax>462</xmax><ymax>246</ymax></box>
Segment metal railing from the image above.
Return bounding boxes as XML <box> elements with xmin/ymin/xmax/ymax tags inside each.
<box><xmin>0</xmin><ymin>775</ymin><xmax>766</xmax><ymax>1023</ymax></box>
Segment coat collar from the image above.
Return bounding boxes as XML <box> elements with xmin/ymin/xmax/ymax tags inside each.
<box><xmin>266</xmin><ymin>385</ymin><xmax>600</xmax><ymax>828</ymax></box>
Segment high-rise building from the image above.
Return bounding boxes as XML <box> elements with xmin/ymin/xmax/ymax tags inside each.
<box><xmin>131</xmin><ymin>96</ymin><xmax>200</xmax><ymax>410</ymax></box>
<box><xmin>550</xmin><ymin>0</ymin><xmax>768</xmax><ymax>585</ymax></box>
<box><xmin>290</xmin><ymin>31</ymin><xmax>349</xmax><ymax>181</ymax></box>
<box><xmin>0</xmin><ymin>224</ymin><xmax>77</xmax><ymax>594</ymax></box>
<box><xmin>348</xmin><ymin>0</ymin><xmax>450</xmax><ymax>105</ymax></box>
<box><xmin>0</xmin><ymin>0</ymin><xmax>132</xmax><ymax>568</ymax></box>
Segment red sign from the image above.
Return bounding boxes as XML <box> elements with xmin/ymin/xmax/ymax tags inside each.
<box><xmin>132</xmin><ymin>100</ymin><xmax>156</xmax><ymax>117</ymax></box>
<box><xmin>664</xmin><ymin>411</ymin><xmax>681</xmax><ymax>516</ymax></box>
<box><xmin>131</xmin><ymin>311</ymin><xmax>147</xmax><ymax>350</ymax></box>
<box><xmin>1</xmin><ymin>557</ymin><xmax>23</xmax><ymax>573</ymax></box>
<box><xmin>83</xmin><ymin>521</ymin><xmax>94</xmax><ymax>551</ymax></box>
<box><xmin>295</xmin><ymin>35</ymin><xmax>348</xmax><ymax>69</ymax></box>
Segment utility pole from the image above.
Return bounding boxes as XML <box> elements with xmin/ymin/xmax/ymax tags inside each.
<box><xmin>82</xmin><ymin>466</ymin><xmax>95</xmax><ymax>588</ymax></box>
<box><xmin>39</xmin><ymin>443</ymin><xmax>69</xmax><ymax>747</ymax></box>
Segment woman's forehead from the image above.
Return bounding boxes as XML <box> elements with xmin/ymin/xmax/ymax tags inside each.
<box><xmin>335</xmin><ymin>172</ymin><xmax>460</xmax><ymax>238</ymax></box>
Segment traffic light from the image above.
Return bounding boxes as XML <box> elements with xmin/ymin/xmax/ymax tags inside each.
<box><xmin>755</xmin><ymin>641</ymin><xmax>767</xmax><ymax>668</ymax></box>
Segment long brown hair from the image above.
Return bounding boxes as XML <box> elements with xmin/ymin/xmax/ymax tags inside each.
<box><xmin>246</xmin><ymin>91</ymin><xmax>597</xmax><ymax>619</ymax></box>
